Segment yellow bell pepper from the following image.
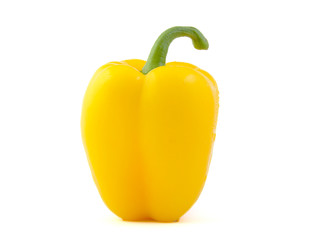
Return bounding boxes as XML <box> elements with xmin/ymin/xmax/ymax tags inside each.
<box><xmin>81</xmin><ymin>26</ymin><xmax>219</xmax><ymax>222</ymax></box>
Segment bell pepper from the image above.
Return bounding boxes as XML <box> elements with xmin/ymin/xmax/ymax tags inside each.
<box><xmin>81</xmin><ymin>26</ymin><xmax>219</xmax><ymax>222</ymax></box>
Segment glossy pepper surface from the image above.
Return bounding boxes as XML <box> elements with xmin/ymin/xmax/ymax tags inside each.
<box><xmin>81</xmin><ymin>26</ymin><xmax>219</xmax><ymax>222</ymax></box>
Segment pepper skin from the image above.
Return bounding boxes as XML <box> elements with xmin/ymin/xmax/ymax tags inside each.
<box><xmin>81</xmin><ymin>27</ymin><xmax>219</xmax><ymax>222</ymax></box>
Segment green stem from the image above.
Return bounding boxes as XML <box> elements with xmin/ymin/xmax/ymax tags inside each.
<box><xmin>141</xmin><ymin>26</ymin><xmax>209</xmax><ymax>74</ymax></box>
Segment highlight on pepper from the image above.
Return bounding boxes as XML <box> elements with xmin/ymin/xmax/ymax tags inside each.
<box><xmin>81</xmin><ymin>26</ymin><xmax>219</xmax><ymax>222</ymax></box>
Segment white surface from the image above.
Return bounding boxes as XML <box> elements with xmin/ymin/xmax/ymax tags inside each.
<box><xmin>1</xmin><ymin>0</ymin><xmax>322</xmax><ymax>239</ymax></box>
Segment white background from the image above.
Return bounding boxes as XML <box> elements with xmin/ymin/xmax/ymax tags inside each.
<box><xmin>0</xmin><ymin>0</ymin><xmax>321</xmax><ymax>239</ymax></box>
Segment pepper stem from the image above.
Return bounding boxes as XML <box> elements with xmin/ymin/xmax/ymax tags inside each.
<box><xmin>141</xmin><ymin>26</ymin><xmax>209</xmax><ymax>74</ymax></box>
